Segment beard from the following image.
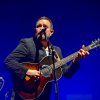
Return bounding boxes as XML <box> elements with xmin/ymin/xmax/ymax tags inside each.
<box><xmin>36</xmin><ymin>32</ymin><xmax>50</xmax><ymax>41</ymax></box>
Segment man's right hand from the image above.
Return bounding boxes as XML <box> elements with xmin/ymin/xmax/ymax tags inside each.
<box><xmin>26</xmin><ymin>69</ymin><xmax>40</xmax><ymax>76</ymax></box>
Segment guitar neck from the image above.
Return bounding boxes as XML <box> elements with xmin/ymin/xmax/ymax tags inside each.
<box><xmin>52</xmin><ymin>44</ymin><xmax>94</xmax><ymax>69</ymax></box>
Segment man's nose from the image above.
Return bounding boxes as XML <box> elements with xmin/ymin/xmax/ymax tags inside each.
<box><xmin>40</xmin><ymin>26</ymin><xmax>45</xmax><ymax>30</ymax></box>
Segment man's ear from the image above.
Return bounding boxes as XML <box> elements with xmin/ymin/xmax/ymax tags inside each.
<box><xmin>50</xmin><ymin>29</ymin><xmax>54</xmax><ymax>36</ymax></box>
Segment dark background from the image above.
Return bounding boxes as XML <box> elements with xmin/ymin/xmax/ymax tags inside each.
<box><xmin>0</xmin><ymin>0</ymin><xmax>100</xmax><ymax>100</ymax></box>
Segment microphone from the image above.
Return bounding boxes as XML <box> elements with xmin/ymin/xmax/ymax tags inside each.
<box><xmin>37</xmin><ymin>28</ymin><xmax>47</xmax><ymax>40</ymax></box>
<box><xmin>39</xmin><ymin>27</ymin><xmax>47</xmax><ymax>34</ymax></box>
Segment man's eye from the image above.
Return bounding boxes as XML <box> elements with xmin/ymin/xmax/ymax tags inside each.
<box><xmin>36</xmin><ymin>24</ymin><xmax>48</xmax><ymax>28</ymax></box>
<box><xmin>43</xmin><ymin>25</ymin><xmax>48</xmax><ymax>28</ymax></box>
<box><xmin>36</xmin><ymin>24</ymin><xmax>42</xmax><ymax>28</ymax></box>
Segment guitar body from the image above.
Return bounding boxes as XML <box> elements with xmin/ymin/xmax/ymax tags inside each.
<box><xmin>17</xmin><ymin>56</ymin><xmax>62</xmax><ymax>100</ymax></box>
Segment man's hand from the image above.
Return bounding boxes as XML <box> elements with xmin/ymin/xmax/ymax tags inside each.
<box><xmin>26</xmin><ymin>69</ymin><xmax>40</xmax><ymax>77</ymax></box>
<box><xmin>78</xmin><ymin>45</ymin><xmax>89</xmax><ymax>57</ymax></box>
<box><xmin>73</xmin><ymin>45</ymin><xmax>89</xmax><ymax>62</ymax></box>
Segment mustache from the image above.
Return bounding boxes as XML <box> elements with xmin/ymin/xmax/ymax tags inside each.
<box><xmin>36</xmin><ymin>32</ymin><xmax>50</xmax><ymax>41</ymax></box>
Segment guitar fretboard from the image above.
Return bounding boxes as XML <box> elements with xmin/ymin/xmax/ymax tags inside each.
<box><xmin>50</xmin><ymin>44</ymin><xmax>94</xmax><ymax>69</ymax></box>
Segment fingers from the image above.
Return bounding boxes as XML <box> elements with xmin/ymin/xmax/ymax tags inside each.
<box><xmin>32</xmin><ymin>70</ymin><xmax>40</xmax><ymax>79</ymax></box>
<box><xmin>82</xmin><ymin>44</ymin><xmax>89</xmax><ymax>53</ymax></box>
<box><xmin>78</xmin><ymin>50</ymin><xmax>89</xmax><ymax>58</ymax></box>
<box><xmin>82</xmin><ymin>44</ymin><xmax>85</xmax><ymax>48</ymax></box>
<box><xmin>33</xmin><ymin>70</ymin><xmax>40</xmax><ymax>76</ymax></box>
<box><xmin>77</xmin><ymin>45</ymin><xmax>90</xmax><ymax>58</ymax></box>
<box><xmin>26</xmin><ymin>69</ymin><xmax>40</xmax><ymax>77</ymax></box>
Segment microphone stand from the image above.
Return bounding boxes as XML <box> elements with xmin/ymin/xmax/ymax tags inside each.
<box><xmin>46</xmin><ymin>37</ymin><xmax>59</xmax><ymax>100</ymax></box>
<box><xmin>40</xmin><ymin>29</ymin><xmax>59</xmax><ymax>100</ymax></box>
<box><xmin>51</xmin><ymin>45</ymin><xmax>59</xmax><ymax>100</ymax></box>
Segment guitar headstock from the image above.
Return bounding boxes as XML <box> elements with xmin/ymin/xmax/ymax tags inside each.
<box><xmin>90</xmin><ymin>38</ymin><xmax>100</xmax><ymax>49</ymax></box>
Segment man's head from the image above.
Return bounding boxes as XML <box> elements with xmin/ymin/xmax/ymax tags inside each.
<box><xmin>35</xmin><ymin>16</ymin><xmax>54</xmax><ymax>38</ymax></box>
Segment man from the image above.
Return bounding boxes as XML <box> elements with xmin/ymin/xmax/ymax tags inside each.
<box><xmin>4</xmin><ymin>16</ymin><xmax>89</xmax><ymax>100</ymax></box>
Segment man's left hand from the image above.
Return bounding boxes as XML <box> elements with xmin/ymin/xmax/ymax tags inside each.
<box><xmin>73</xmin><ymin>45</ymin><xmax>89</xmax><ymax>62</ymax></box>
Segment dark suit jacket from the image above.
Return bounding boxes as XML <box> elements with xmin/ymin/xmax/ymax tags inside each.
<box><xmin>4</xmin><ymin>37</ymin><xmax>80</xmax><ymax>99</ymax></box>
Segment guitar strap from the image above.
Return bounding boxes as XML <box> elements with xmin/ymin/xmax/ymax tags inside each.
<box><xmin>53</xmin><ymin>48</ymin><xmax>61</xmax><ymax>61</ymax></box>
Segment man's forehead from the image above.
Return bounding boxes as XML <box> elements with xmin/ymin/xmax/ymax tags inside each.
<box><xmin>36</xmin><ymin>19</ymin><xmax>51</xmax><ymax>25</ymax></box>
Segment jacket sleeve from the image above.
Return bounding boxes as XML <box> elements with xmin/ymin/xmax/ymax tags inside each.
<box><xmin>4</xmin><ymin>39</ymin><xmax>29</xmax><ymax>79</ymax></box>
<box><xmin>55</xmin><ymin>46</ymin><xmax>80</xmax><ymax>78</ymax></box>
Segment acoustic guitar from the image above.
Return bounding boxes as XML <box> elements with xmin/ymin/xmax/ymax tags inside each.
<box><xmin>17</xmin><ymin>39</ymin><xmax>100</xmax><ymax>100</ymax></box>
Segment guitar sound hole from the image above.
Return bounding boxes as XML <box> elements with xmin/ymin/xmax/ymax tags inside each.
<box><xmin>40</xmin><ymin>65</ymin><xmax>52</xmax><ymax>77</ymax></box>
